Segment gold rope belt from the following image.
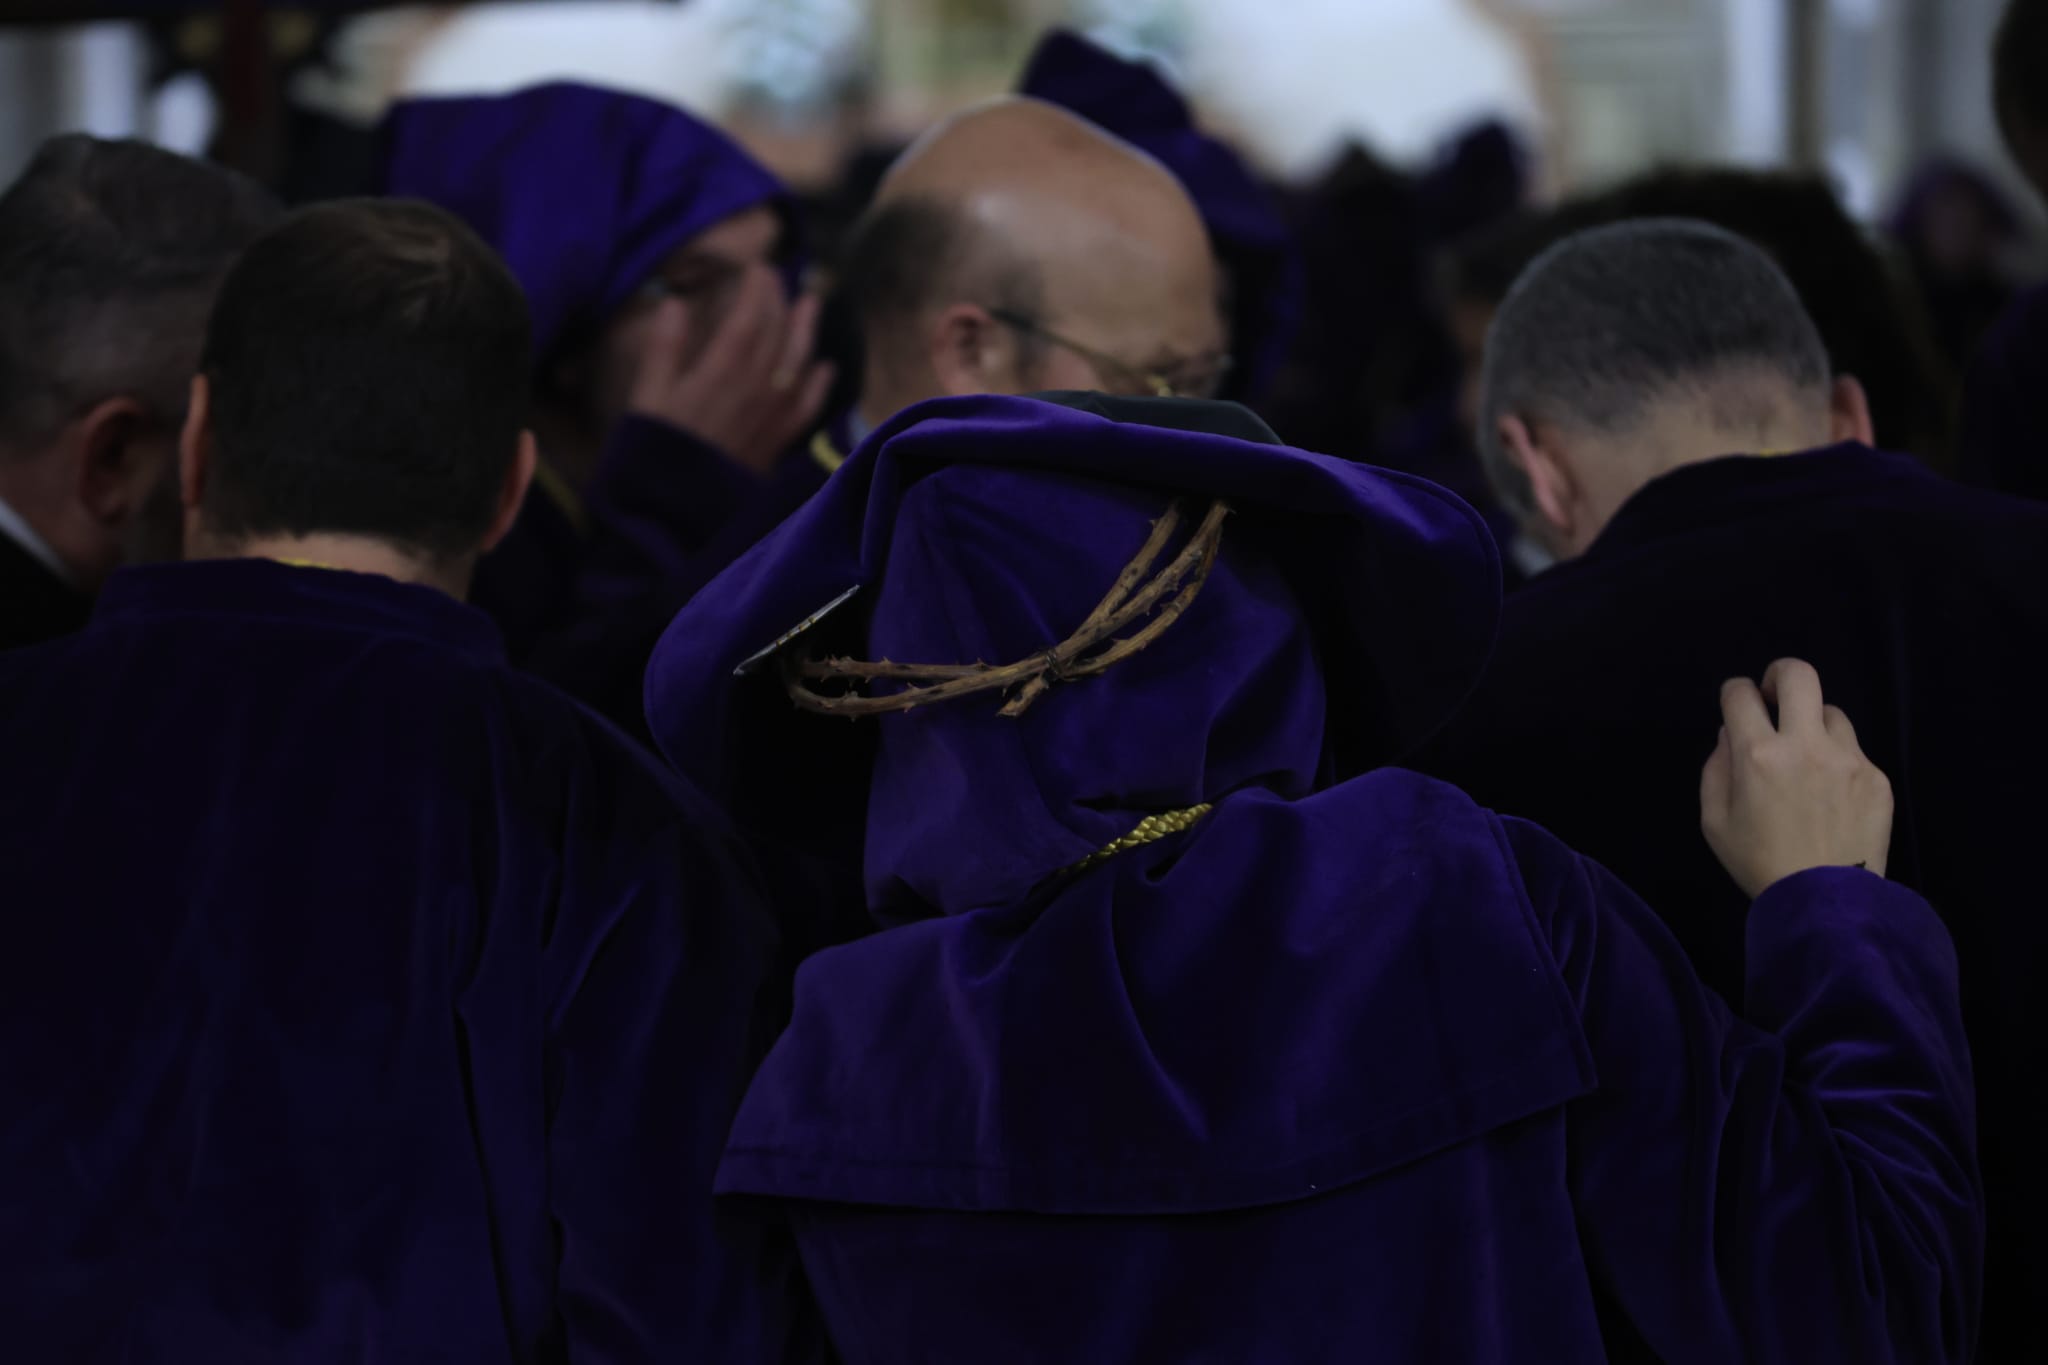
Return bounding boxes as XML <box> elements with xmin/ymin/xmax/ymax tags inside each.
<box><xmin>1065</xmin><ymin>804</ymin><xmax>1213</xmax><ymax>876</ymax></box>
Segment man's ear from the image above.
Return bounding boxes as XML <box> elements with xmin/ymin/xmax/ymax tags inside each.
<box><xmin>927</xmin><ymin>303</ymin><xmax>1006</xmax><ymax>398</ymax></box>
<box><xmin>482</xmin><ymin>431</ymin><xmax>539</xmax><ymax>555</ymax></box>
<box><xmin>178</xmin><ymin>374</ymin><xmax>212</xmax><ymax>512</ymax></box>
<box><xmin>1498</xmin><ymin>412</ymin><xmax>1579</xmax><ymax>547</ymax></box>
<box><xmin>73</xmin><ymin>395</ymin><xmax>163</xmax><ymax>527</ymax></box>
<box><xmin>1828</xmin><ymin>374</ymin><xmax>1876</xmax><ymax>447</ymax></box>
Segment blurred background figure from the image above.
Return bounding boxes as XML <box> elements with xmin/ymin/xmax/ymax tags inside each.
<box><xmin>1888</xmin><ymin>156</ymin><xmax>2027</xmax><ymax>375</ymax></box>
<box><xmin>1962</xmin><ymin>0</ymin><xmax>2048</xmax><ymax>499</ymax></box>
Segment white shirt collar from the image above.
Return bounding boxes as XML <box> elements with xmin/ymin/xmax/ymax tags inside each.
<box><xmin>0</xmin><ymin>493</ymin><xmax>77</xmax><ymax>587</ymax></box>
<box><xmin>1507</xmin><ymin>532</ymin><xmax>1557</xmax><ymax>581</ymax></box>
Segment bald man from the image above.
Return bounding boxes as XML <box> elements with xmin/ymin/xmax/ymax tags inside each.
<box><xmin>836</xmin><ymin>98</ymin><xmax>1230</xmax><ymax>441</ymax></box>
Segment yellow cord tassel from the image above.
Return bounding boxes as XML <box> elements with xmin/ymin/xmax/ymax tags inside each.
<box><xmin>1067</xmin><ymin>804</ymin><xmax>1213</xmax><ymax>875</ymax></box>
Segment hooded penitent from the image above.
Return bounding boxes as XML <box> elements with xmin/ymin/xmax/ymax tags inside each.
<box><xmin>640</xmin><ymin>393</ymin><xmax>1978</xmax><ymax>1363</ymax></box>
<box><xmin>382</xmin><ymin>80</ymin><xmax>787</xmax><ymax>372</ymax></box>
<box><xmin>646</xmin><ymin>388</ymin><xmax>1586</xmax><ymax>1202</ymax></box>
<box><xmin>379</xmin><ymin>82</ymin><xmax>800</xmax><ymax>677</ymax></box>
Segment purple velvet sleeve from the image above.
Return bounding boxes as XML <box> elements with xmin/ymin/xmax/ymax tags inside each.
<box><xmin>543</xmin><ymin>761</ymin><xmax>825</xmax><ymax>1363</ymax></box>
<box><xmin>584</xmin><ymin>414</ymin><xmax>765</xmax><ymax>584</ymax></box>
<box><xmin>527</xmin><ymin>416</ymin><xmax>826</xmax><ymax>732</ymax></box>
<box><xmin>1506</xmin><ymin>820</ymin><xmax>1979</xmax><ymax>1364</ymax></box>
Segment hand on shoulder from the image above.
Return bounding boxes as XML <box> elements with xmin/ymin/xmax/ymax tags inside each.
<box><xmin>1700</xmin><ymin>658</ymin><xmax>1894</xmax><ymax>899</ymax></box>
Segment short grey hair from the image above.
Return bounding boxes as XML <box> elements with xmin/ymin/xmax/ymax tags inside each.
<box><xmin>1476</xmin><ymin>217</ymin><xmax>1831</xmax><ymax>521</ymax></box>
<box><xmin>0</xmin><ymin>134</ymin><xmax>278</xmax><ymax>457</ymax></box>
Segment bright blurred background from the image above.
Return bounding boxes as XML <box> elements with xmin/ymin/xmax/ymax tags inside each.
<box><xmin>0</xmin><ymin>0</ymin><xmax>2025</xmax><ymax>220</ymax></box>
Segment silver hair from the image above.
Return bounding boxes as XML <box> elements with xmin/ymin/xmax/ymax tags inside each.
<box><xmin>1475</xmin><ymin>217</ymin><xmax>1832</xmax><ymax>523</ymax></box>
<box><xmin>0</xmin><ymin>134</ymin><xmax>277</xmax><ymax>456</ymax></box>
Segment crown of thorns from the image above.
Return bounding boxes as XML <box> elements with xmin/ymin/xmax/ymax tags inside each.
<box><xmin>784</xmin><ymin>498</ymin><xmax>1233</xmax><ymax>718</ymax></box>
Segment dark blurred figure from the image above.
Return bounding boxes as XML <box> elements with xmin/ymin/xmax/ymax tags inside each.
<box><xmin>382</xmin><ymin>81</ymin><xmax>834</xmax><ymax>730</ymax></box>
<box><xmin>1446</xmin><ymin>168</ymin><xmax>1953</xmax><ymax>485</ymax></box>
<box><xmin>1995</xmin><ymin>0</ymin><xmax>2048</xmax><ymax>201</ymax></box>
<box><xmin>1264</xmin><ymin>123</ymin><xmax>1530</xmax><ymax>470</ymax></box>
<box><xmin>1888</xmin><ymin>157</ymin><xmax>2024</xmax><ymax>375</ymax></box>
<box><xmin>1420</xmin><ymin>218</ymin><xmax>2048</xmax><ymax>1363</ymax></box>
<box><xmin>1418</xmin><ymin>119</ymin><xmax>1529</xmax><ymax>244</ymax></box>
<box><xmin>0</xmin><ymin>135</ymin><xmax>276</xmax><ymax>652</ymax></box>
<box><xmin>1959</xmin><ymin>0</ymin><xmax>2048</xmax><ymax>499</ymax></box>
<box><xmin>0</xmin><ymin>199</ymin><xmax>799</xmax><ymax>1363</ymax></box>
<box><xmin>1018</xmin><ymin>30</ymin><xmax>1302</xmax><ymax>406</ymax></box>
<box><xmin>802</xmin><ymin>140</ymin><xmax>906</xmax><ymax>425</ymax></box>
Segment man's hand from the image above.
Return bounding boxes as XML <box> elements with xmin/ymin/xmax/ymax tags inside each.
<box><xmin>1701</xmin><ymin>658</ymin><xmax>1894</xmax><ymax>898</ymax></box>
<box><xmin>628</xmin><ymin>264</ymin><xmax>835</xmax><ymax>477</ymax></box>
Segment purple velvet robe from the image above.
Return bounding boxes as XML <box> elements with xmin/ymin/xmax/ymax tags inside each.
<box><xmin>0</xmin><ymin>560</ymin><xmax>809</xmax><ymax>1363</ymax></box>
<box><xmin>382</xmin><ymin>83</ymin><xmax>825</xmax><ymax>725</ymax></box>
<box><xmin>1961</xmin><ymin>280</ymin><xmax>2048</xmax><ymax>501</ymax></box>
<box><xmin>646</xmin><ymin>395</ymin><xmax>1980</xmax><ymax>1363</ymax></box>
<box><xmin>1018</xmin><ymin>31</ymin><xmax>1302</xmax><ymax>401</ymax></box>
<box><xmin>1418</xmin><ymin>444</ymin><xmax>2044</xmax><ymax>1360</ymax></box>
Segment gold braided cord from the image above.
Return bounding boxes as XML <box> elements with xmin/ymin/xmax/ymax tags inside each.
<box><xmin>1065</xmin><ymin>804</ymin><xmax>1213</xmax><ymax>875</ymax></box>
<box><xmin>809</xmin><ymin>429</ymin><xmax>847</xmax><ymax>475</ymax></box>
<box><xmin>786</xmin><ymin>498</ymin><xmax>1232</xmax><ymax>719</ymax></box>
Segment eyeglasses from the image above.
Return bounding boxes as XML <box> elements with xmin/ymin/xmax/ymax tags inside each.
<box><xmin>988</xmin><ymin>307</ymin><xmax>1232</xmax><ymax>401</ymax></box>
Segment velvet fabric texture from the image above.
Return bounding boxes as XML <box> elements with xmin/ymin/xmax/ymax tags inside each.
<box><xmin>1018</xmin><ymin>31</ymin><xmax>1302</xmax><ymax>400</ymax></box>
<box><xmin>0</xmin><ymin>561</ymin><xmax>805</xmax><ymax>1363</ymax></box>
<box><xmin>1419</xmin><ymin>443</ymin><xmax>2040</xmax><ymax>1361</ymax></box>
<box><xmin>647</xmin><ymin>397</ymin><xmax>1980</xmax><ymax>1362</ymax></box>
<box><xmin>1961</xmin><ymin>280</ymin><xmax>2048</xmax><ymax>501</ymax></box>
<box><xmin>382</xmin><ymin>80</ymin><xmax>786</xmax><ymax>370</ymax></box>
<box><xmin>526</xmin><ymin>416</ymin><xmax>827</xmax><ymax>736</ymax></box>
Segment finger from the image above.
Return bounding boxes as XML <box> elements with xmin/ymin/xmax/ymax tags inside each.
<box><xmin>770</xmin><ymin>291</ymin><xmax>824</xmax><ymax>391</ymax></box>
<box><xmin>772</xmin><ymin>360</ymin><xmax>836</xmax><ymax>446</ymax></box>
<box><xmin>647</xmin><ymin>297</ymin><xmax>690</xmax><ymax>367</ymax></box>
<box><xmin>1760</xmin><ymin>658</ymin><xmax>1826</xmax><ymax>736</ymax></box>
<box><xmin>697</xmin><ymin>266</ymin><xmax>780</xmax><ymax>375</ymax></box>
<box><xmin>629</xmin><ymin>298</ymin><xmax>691</xmax><ymax>401</ymax></box>
<box><xmin>732</xmin><ymin>265</ymin><xmax>792</xmax><ymax>376</ymax></box>
<box><xmin>1822</xmin><ymin>703</ymin><xmax>1859</xmax><ymax>748</ymax></box>
<box><xmin>1700</xmin><ymin>724</ymin><xmax>1732</xmax><ymax>827</ymax></box>
<box><xmin>1720</xmin><ymin>677</ymin><xmax>1774</xmax><ymax>746</ymax></box>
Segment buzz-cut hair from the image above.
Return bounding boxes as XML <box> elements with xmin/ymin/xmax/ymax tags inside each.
<box><xmin>198</xmin><ymin>198</ymin><xmax>532</xmax><ymax>562</ymax></box>
<box><xmin>1477</xmin><ymin>218</ymin><xmax>1831</xmax><ymax>521</ymax></box>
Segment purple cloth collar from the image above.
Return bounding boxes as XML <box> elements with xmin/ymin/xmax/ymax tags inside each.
<box><xmin>1587</xmin><ymin>444</ymin><xmax>1926</xmax><ymax>560</ymax></box>
<box><xmin>94</xmin><ymin>559</ymin><xmax>504</xmax><ymax>664</ymax></box>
